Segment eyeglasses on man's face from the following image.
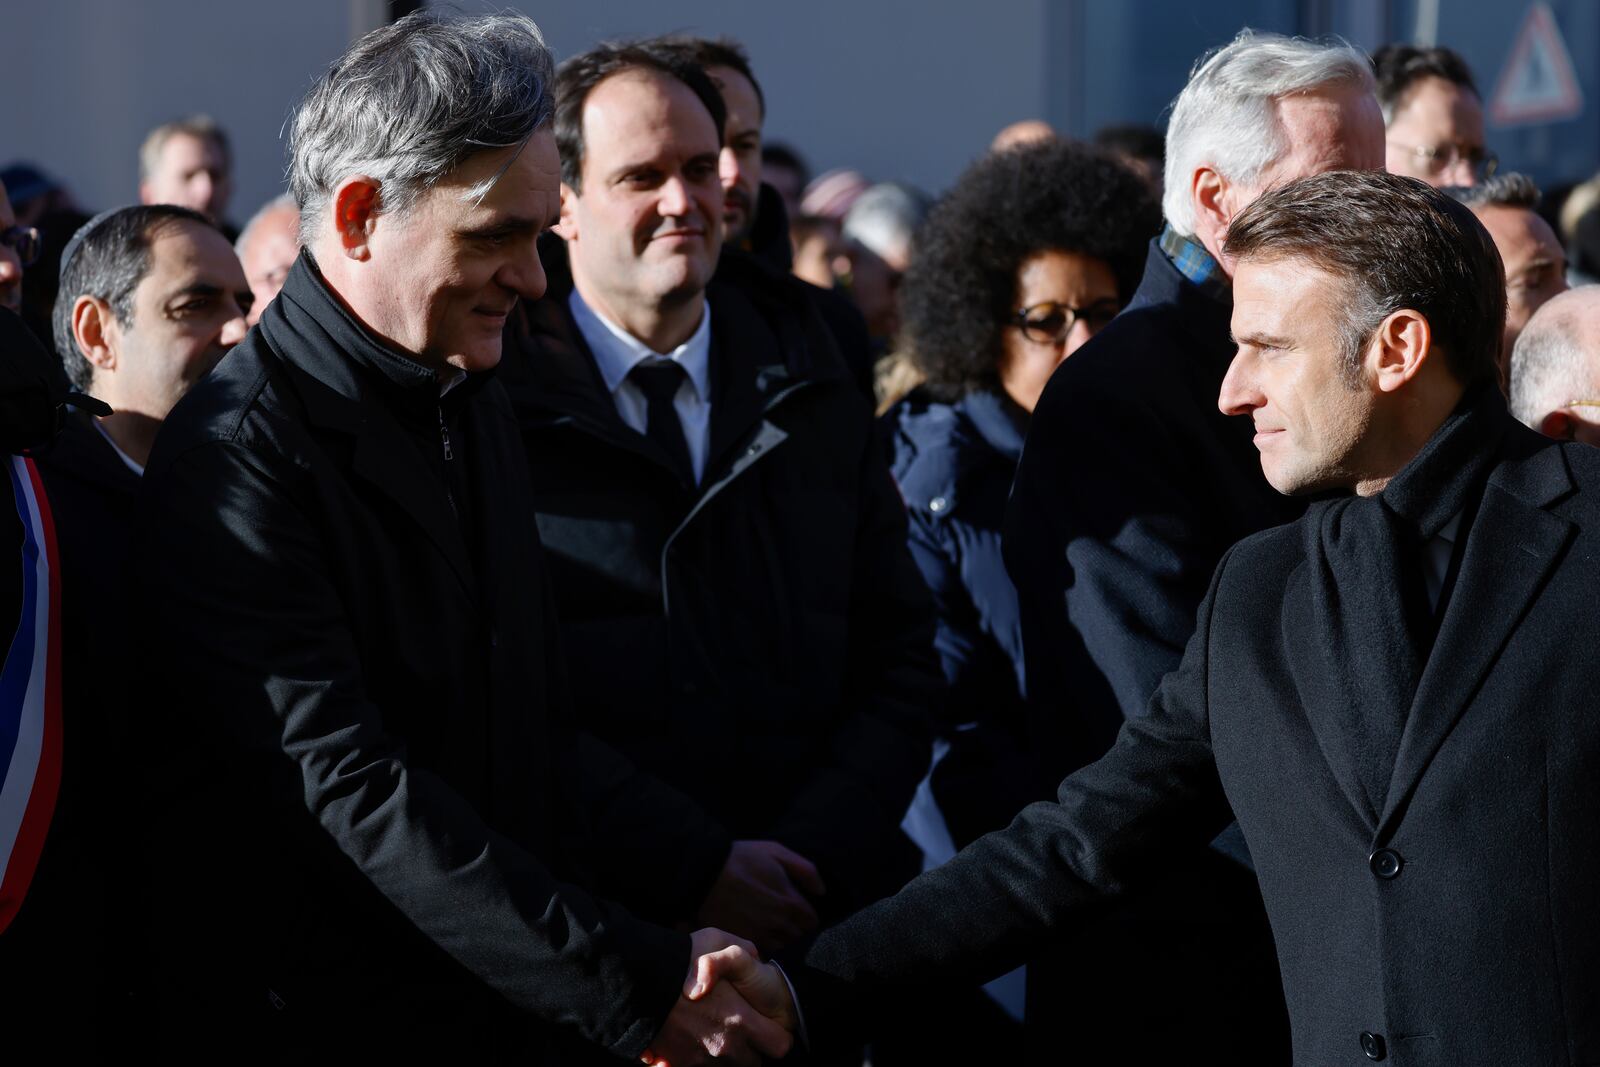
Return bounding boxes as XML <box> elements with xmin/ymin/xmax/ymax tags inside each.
<box><xmin>1012</xmin><ymin>299</ymin><xmax>1122</xmax><ymax>345</ymax></box>
<box><xmin>1387</xmin><ymin>139</ymin><xmax>1498</xmax><ymax>180</ymax></box>
<box><xmin>1</xmin><ymin>225</ymin><xmax>41</xmax><ymax>268</ymax></box>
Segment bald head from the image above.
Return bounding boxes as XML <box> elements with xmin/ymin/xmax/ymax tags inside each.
<box><xmin>991</xmin><ymin>120</ymin><xmax>1055</xmax><ymax>152</ymax></box>
<box><xmin>1508</xmin><ymin>286</ymin><xmax>1600</xmax><ymax>446</ymax></box>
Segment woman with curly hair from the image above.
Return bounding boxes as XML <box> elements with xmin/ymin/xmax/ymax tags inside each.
<box><xmin>888</xmin><ymin>139</ymin><xmax>1158</xmax><ymax>848</ymax></box>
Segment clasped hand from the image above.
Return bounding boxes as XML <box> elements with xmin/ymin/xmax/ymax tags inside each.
<box><xmin>641</xmin><ymin>929</ymin><xmax>799</xmax><ymax>1067</ymax></box>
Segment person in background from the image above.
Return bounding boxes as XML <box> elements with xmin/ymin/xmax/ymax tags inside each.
<box><xmin>989</xmin><ymin>119</ymin><xmax>1055</xmax><ymax>151</ymax></box>
<box><xmin>1094</xmin><ymin>121</ymin><xmax>1165</xmax><ymax>196</ymax></box>
<box><xmin>1509</xmin><ymin>285</ymin><xmax>1600</xmax><ymax>446</ymax></box>
<box><xmin>1445</xmin><ymin>174</ymin><xmax>1567</xmax><ymax>384</ymax></box>
<box><xmin>233</xmin><ymin>194</ymin><xmax>300</xmax><ymax>327</ymax></box>
<box><xmin>761</xmin><ymin>142</ymin><xmax>809</xmax><ymax>225</ymax></box>
<box><xmin>0</xmin><ymin>165</ymin><xmax>89</xmax><ymax>347</ymax></box>
<box><xmin>1372</xmin><ymin>43</ymin><xmax>1490</xmax><ymax>187</ymax></box>
<box><xmin>841</xmin><ymin>182</ymin><xmax>928</xmax><ymax>351</ymax></box>
<box><xmin>0</xmin><ymin>178</ymin><xmax>32</xmax><ymax>316</ymax></box>
<box><xmin>137</xmin><ymin>115</ymin><xmax>236</xmax><ymax>236</ymax></box>
<box><xmin>889</xmin><ymin>140</ymin><xmax>1159</xmax><ymax>854</ymax></box>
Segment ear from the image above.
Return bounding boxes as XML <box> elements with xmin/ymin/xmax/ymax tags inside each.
<box><xmin>1538</xmin><ymin>409</ymin><xmax>1574</xmax><ymax>441</ymax></box>
<box><xmin>329</xmin><ymin>175</ymin><xmax>382</xmax><ymax>261</ymax></box>
<box><xmin>553</xmin><ymin>182</ymin><xmax>579</xmax><ymax>242</ymax></box>
<box><xmin>72</xmin><ymin>295</ymin><xmax>117</xmax><ymax>374</ymax></box>
<box><xmin>1368</xmin><ymin>308</ymin><xmax>1432</xmax><ymax>393</ymax></box>
<box><xmin>1190</xmin><ymin>166</ymin><xmax>1232</xmax><ymax>263</ymax></box>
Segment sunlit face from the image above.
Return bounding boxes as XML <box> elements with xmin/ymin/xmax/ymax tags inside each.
<box><xmin>96</xmin><ymin>219</ymin><xmax>250</xmax><ymax>418</ymax></box>
<box><xmin>707</xmin><ymin>65</ymin><xmax>763</xmax><ymax>245</ymax></box>
<box><xmin>359</xmin><ymin>131</ymin><xmax>559</xmax><ymax>373</ymax></box>
<box><xmin>1215</xmin><ymin>84</ymin><xmax>1386</xmax><ymax>266</ymax></box>
<box><xmin>0</xmin><ymin>181</ymin><xmax>21</xmax><ymax>313</ymax></box>
<box><xmin>1221</xmin><ymin>255</ymin><xmax>1379</xmax><ymax>495</ymax></box>
<box><xmin>998</xmin><ymin>249</ymin><xmax>1120</xmax><ymax>413</ymax></box>
<box><xmin>1477</xmin><ymin>203</ymin><xmax>1567</xmax><ymax>366</ymax></box>
<box><xmin>561</xmin><ymin>69</ymin><xmax>724</xmax><ymax>324</ymax></box>
<box><xmin>143</xmin><ymin>133</ymin><xmax>233</xmax><ymax>222</ymax></box>
<box><xmin>239</xmin><ymin>205</ymin><xmax>300</xmax><ymax>327</ymax></box>
<box><xmin>1385</xmin><ymin>76</ymin><xmax>1488</xmax><ymax>187</ymax></box>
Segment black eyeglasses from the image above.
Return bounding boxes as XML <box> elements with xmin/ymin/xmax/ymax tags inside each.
<box><xmin>2</xmin><ymin>225</ymin><xmax>41</xmax><ymax>268</ymax></box>
<box><xmin>1012</xmin><ymin>299</ymin><xmax>1122</xmax><ymax>344</ymax></box>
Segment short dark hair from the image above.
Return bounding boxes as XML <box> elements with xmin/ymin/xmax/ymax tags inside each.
<box><xmin>901</xmin><ymin>141</ymin><xmax>1160</xmax><ymax>399</ymax></box>
<box><xmin>1224</xmin><ymin>170</ymin><xmax>1503</xmax><ymax>389</ymax></box>
<box><xmin>1444</xmin><ymin>171</ymin><xmax>1540</xmax><ymax>211</ymax></box>
<box><xmin>1371</xmin><ymin>44</ymin><xmax>1479</xmax><ymax>121</ymax></box>
<box><xmin>53</xmin><ymin>205</ymin><xmax>216</xmax><ymax>389</ymax></box>
<box><xmin>762</xmin><ymin>142</ymin><xmax>809</xmax><ymax>182</ymax></box>
<box><xmin>554</xmin><ymin>41</ymin><xmax>727</xmax><ymax>192</ymax></box>
<box><xmin>656</xmin><ymin>36</ymin><xmax>765</xmax><ymax>118</ymax></box>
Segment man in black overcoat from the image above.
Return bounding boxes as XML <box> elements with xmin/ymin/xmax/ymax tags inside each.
<box><xmin>699</xmin><ymin>170</ymin><xmax>1600</xmax><ymax>1067</ymax></box>
<box><xmin>999</xmin><ymin>31</ymin><xmax>1388</xmax><ymax>1055</ymax></box>
<box><xmin>497</xmin><ymin>43</ymin><xmax>938</xmax><ymax>951</ymax></box>
<box><xmin>125</xmin><ymin>13</ymin><xmax>789</xmax><ymax>1065</ymax></box>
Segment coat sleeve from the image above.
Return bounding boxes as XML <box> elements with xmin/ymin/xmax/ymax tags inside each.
<box><xmin>138</xmin><ymin>440</ymin><xmax>688</xmax><ymax>1059</ymax></box>
<box><xmin>767</xmin><ymin>449</ymin><xmax>941</xmax><ymax>916</ymax></box>
<box><xmin>783</xmin><ymin>546</ymin><xmax>1240</xmax><ymax>1048</ymax></box>
<box><xmin>1004</xmin><ymin>374</ymin><xmax>1218</xmax><ymax>785</ymax></box>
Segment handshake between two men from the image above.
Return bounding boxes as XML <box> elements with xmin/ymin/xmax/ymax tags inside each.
<box><xmin>642</xmin><ymin>928</ymin><xmax>800</xmax><ymax>1067</ymax></box>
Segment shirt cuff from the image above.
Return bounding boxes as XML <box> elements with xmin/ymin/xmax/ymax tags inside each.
<box><xmin>772</xmin><ymin>960</ymin><xmax>811</xmax><ymax>1051</ymax></box>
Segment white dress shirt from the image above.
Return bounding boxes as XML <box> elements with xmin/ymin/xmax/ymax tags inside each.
<box><xmin>569</xmin><ymin>287</ymin><xmax>713</xmax><ymax>484</ymax></box>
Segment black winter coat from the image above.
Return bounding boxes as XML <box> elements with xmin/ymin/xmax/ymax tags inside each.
<box><xmin>792</xmin><ymin>416</ymin><xmax>1600</xmax><ymax>1067</ymax></box>
<box><xmin>129</xmin><ymin>257</ymin><xmax>718</xmax><ymax>1063</ymax></box>
<box><xmin>498</xmin><ymin>242</ymin><xmax>939</xmax><ymax>921</ymax></box>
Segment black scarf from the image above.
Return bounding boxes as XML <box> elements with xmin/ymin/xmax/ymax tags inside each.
<box><xmin>1304</xmin><ymin>382</ymin><xmax>1508</xmax><ymax>815</ymax></box>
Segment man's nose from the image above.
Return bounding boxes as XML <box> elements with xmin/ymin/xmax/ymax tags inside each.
<box><xmin>1441</xmin><ymin>154</ymin><xmax>1477</xmax><ymax>187</ymax></box>
<box><xmin>220</xmin><ymin>308</ymin><xmax>248</xmax><ymax>347</ymax></box>
<box><xmin>502</xmin><ymin>242</ymin><xmax>548</xmax><ymax>302</ymax></box>
<box><xmin>719</xmin><ymin>147</ymin><xmax>742</xmax><ymax>193</ymax></box>
<box><xmin>659</xmin><ymin>175</ymin><xmax>692</xmax><ymax>217</ymax></box>
<box><xmin>1217</xmin><ymin>351</ymin><xmax>1258</xmax><ymax>416</ymax></box>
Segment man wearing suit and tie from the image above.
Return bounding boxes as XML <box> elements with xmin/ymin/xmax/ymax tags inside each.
<box><xmin>497</xmin><ymin>41</ymin><xmax>939</xmax><ymax>953</ymax></box>
<box><xmin>700</xmin><ymin>171</ymin><xmax>1600</xmax><ymax>1065</ymax></box>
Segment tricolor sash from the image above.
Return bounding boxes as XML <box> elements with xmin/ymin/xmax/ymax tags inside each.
<box><xmin>0</xmin><ymin>455</ymin><xmax>63</xmax><ymax>934</ymax></box>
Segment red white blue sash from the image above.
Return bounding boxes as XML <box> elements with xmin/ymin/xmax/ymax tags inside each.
<box><xmin>0</xmin><ymin>455</ymin><xmax>63</xmax><ymax>934</ymax></box>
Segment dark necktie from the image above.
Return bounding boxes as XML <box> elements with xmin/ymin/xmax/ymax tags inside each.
<box><xmin>629</xmin><ymin>360</ymin><xmax>694</xmax><ymax>485</ymax></box>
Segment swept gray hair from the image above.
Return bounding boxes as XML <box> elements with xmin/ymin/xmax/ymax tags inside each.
<box><xmin>288</xmin><ymin>10</ymin><xmax>555</xmax><ymax>246</ymax></box>
<box><xmin>1161</xmin><ymin>30</ymin><xmax>1374</xmax><ymax>236</ymax></box>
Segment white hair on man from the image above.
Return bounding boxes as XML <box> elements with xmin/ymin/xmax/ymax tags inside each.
<box><xmin>1508</xmin><ymin>286</ymin><xmax>1600</xmax><ymax>443</ymax></box>
<box><xmin>1162</xmin><ymin>30</ymin><xmax>1375</xmax><ymax>235</ymax></box>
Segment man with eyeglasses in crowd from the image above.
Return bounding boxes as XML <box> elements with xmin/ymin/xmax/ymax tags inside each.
<box><xmin>1373</xmin><ymin>43</ymin><xmax>1494</xmax><ymax>187</ymax></box>
<box><xmin>1446</xmin><ymin>174</ymin><xmax>1567</xmax><ymax>384</ymax></box>
<box><xmin>0</xmin><ymin>179</ymin><xmax>40</xmax><ymax>317</ymax></box>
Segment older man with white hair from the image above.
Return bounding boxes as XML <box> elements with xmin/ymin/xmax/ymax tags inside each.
<box><xmin>1000</xmin><ymin>29</ymin><xmax>1385</xmax><ymax>1061</ymax></box>
<box><xmin>1509</xmin><ymin>285</ymin><xmax>1600</xmax><ymax>446</ymax></box>
<box><xmin>127</xmin><ymin>12</ymin><xmax>788</xmax><ymax>1066</ymax></box>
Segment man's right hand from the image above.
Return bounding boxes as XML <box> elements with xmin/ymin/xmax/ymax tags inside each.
<box><xmin>695</xmin><ymin>840</ymin><xmax>825</xmax><ymax>954</ymax></box>
<box><xmin>689</xmin><ymin>939</ymin><xmax>799</xmax><ymax>1036</ymax></box>
<box><xmin>640</xmin><ymin>929</ymin><xmax>794</xmax><ymax>1067</ymax></box>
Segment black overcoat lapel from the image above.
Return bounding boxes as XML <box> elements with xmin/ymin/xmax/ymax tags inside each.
<box><xmin>1377</xmin><ymin>444</ymin><xmax>1575</xmax><ymax>835</ymax></box>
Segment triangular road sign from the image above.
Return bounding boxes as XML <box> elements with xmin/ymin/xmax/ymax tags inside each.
<box><xmin>1491</xmin><ymin>2</ymin><xmax>1584</xmax><ymax>126</ymax></box>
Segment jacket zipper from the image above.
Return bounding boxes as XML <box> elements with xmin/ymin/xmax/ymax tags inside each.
<box><xmin>439</xmin><ymin>405</ymin><xmax>458</xmax><ymax>517</ymax></box>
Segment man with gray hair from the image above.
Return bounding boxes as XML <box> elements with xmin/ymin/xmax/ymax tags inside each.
<box><xmin>1509</xmin><ymin>285</ymin><xmax>1600</xmax><ymax>446</ymax></box>
<box><xmin>1444</xmin><ymin>173</ymin><xmax>1567</xmax><ymax>381</ymax></box>
<box><xmin>1002</xmin><ymin>29</ymin><xmax>1383</xmax><ymax>1060</ymax></box>
<box><xmin>127</xmin><ymin>12</ymin><xmax>788</xmax><ymax>1064</ymax></box>
<box><xmin>840</xmin><ymin>181</ymin><xmax>928</xmax><ymax>348</ymax></box>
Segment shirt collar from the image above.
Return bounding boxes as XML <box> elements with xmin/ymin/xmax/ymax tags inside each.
<box><xmin>1158</xmin><ymin>223</ymin><xmax>1232</xmax><ymax>304</ymax></box>
<box><xmin>93</xmin><ymin>418</ymin><xmax>145</xmax><ymax>477</ymax></box>
<box><xmin>568</xmin><ymin>286</ymin><xmax>712</xmax><ymax>403</ymax></box>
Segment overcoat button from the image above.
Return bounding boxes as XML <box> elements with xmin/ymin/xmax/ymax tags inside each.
<box><xmin>1360</xmin><ymin>1030</ymin><xmax>1386</xmax><ymax>1060</ymax></box>
<box><xmin>928</xmin><ymin>496</ymin><xmax>948</xmax><ymax>513</ymax></box>
<box><xmin>1369</xmin><ymin>848</ymin><xmax>1403</xmax><ymax>879</ymax></box>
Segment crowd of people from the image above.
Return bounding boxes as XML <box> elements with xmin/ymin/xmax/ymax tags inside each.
<box><xmin>3</xmin><ymin>10</ymin><xmax>1600</xmax><ymax>1066</ymax></box>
